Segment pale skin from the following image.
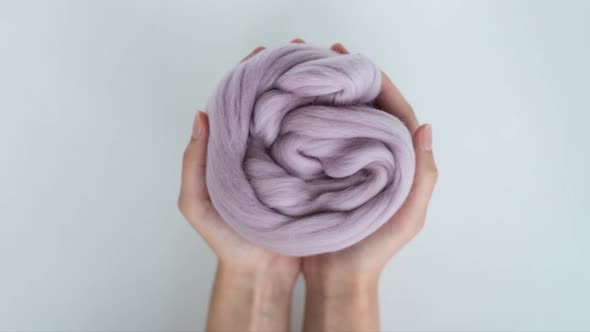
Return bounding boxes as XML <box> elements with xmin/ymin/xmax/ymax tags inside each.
<box><xmin>178</xmin><ymin>38</ymin><xmax>438</xmax><ymax>332</ymax></box>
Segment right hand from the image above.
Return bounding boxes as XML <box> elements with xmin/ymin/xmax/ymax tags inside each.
<box><xmin>302</xmin><ymin>42</ymin><xmax>439</xmax><ymax>289</ymax></box>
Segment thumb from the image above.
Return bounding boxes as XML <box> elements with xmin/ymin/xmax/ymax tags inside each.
<box><xmin>412</xmin><ymin>124</ymin><xmax>438</xmax><ymax>195</ymax></box>
<box><xmin>390</xmin><ymin>124</ymin><xmax>438</xmax><ymax>236</ymax></box>
<box><xmin>179</xmin><ymin>111</ymin><xmax>210</xmax><ymax>212</ymax></box>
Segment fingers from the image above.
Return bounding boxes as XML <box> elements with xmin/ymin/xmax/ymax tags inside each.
<box><xmin>329</xmin><ymin>42</ymin><xmax>418</xmax><ymax>133</ymax></box>
<box><xmin>240</xmin><ymin>46</ymin><xmax>266</xmax><ymax>63</ymax></box>
<box><xmin>330</xmin><ymin>43</ymin><xmax>349</xmax><ymax>54</ymax></box>
<box><xmin>377</xmin><ymin>73</ymin><xmax>419</xmax><ymax>133</ymax></box>
<box><xmin>179</xmin><ymin>111</ymin><xmax>211</xmax><ymax>216</ymax></box>
<box><xmin>390</xmin><ymin>124</ymin><xmax>438</xmax><ymax>237</ymax></box>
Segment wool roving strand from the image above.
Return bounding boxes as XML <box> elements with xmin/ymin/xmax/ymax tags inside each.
<box><xmin>205</xmin><ymin>44</ymin><xmax>415</xmax><ymax>256</ymax></box>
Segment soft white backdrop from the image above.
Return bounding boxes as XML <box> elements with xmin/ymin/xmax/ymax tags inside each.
<box><xmin>1</xmin><ymin>0</ymin><xmax>589</xmax><ymax>331</ymax></box>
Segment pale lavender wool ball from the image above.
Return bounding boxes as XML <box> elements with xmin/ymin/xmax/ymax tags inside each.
<box><xmin>205</xmin><ymin>44</ymin><xmax>415</xmax><ymax>256</ymax></box>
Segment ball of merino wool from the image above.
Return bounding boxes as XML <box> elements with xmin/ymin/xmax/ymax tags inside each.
<box><xmin>205</xmin><ymin>44</ymin><xmax>415</xmax><ymax>256</ymax></box>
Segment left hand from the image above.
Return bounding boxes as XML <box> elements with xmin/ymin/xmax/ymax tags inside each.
<box><xmin>177</xmin><ymin>42</ymin><xmax>304</xmax><ymax>282</ymax></box>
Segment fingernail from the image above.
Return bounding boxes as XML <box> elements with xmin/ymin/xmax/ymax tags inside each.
<box><xmin>192</xmin><ymin>111</ymin><xmax>201</xmax><ymax>140</ymax></box>
<box><xmin>422</xmin><ymin>124</ymin><xmax>432</xmax><ymax>151</ymax></box>
<box><xmin>332</xmin><ymin>43</ymin><xmax>349</xmax><ymax>54</ymax></box>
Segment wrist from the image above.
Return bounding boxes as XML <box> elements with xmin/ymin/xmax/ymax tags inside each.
<box><xmin>217</xmin><ymin>258</ymin><xmax>298</xmax><ymax>293</ymax></box>
<box><xmin>302</xmin><ymin>255</ymin><xmax>381</xmax><ymax>297</ymax></box>
<box><xmin>302</xmin><ymin>262</ymin><xmax>380</xmax><ymax>332</ymax></box>
<box><xmin>207</xmin><ymin>260</ymin><xmax>297</xmax><ymax>332</ymax></box>
<box><xmin>304</xmin><ymin>270</ymin><xmax>379</xmax><ymax>299</ymax></box>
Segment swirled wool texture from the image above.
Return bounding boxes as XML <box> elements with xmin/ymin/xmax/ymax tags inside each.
<box><xmin>206</xmin><ymin>44</ymin><xmax>415</xmax><ymax>256</ymax></box>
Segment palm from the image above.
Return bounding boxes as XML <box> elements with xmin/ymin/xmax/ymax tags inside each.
<box><xmin>303</xmin><ymin>200</ymin><xmax>421</xmax><ymax>275</ymax></box>
<box><xmin>183</xmin><ymin>186</ymin><xmax>300</xmax><ymax>272</ymax></box>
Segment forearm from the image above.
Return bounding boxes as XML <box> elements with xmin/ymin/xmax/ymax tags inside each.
<box><xmin>303</xmin><ymin>272</ymin><xmax>380</xmax><ymax>332</ymax></box>
<box><xmin>206</xmin><ymin>261</ymin><xmax>296</xmax><ymax>332</ymax></box>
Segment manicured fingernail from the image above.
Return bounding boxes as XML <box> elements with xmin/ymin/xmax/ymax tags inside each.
<box><xmin>192</xmin><ymin>111</ymin><xmax>201</xmax><ymax>140</ymax></box>
<box><xmin>422</xmin><ymin>124</ymin><xmax>432</xmax><ymax>151</ymax></box>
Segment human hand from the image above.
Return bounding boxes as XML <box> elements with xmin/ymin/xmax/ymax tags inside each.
<box><xmin>178</xmin><ymin>49</ymin><xmax>300</xmax><ymax>279</ymax></box>
<box><xmin>177</xmin><ymin>42</ymin><xmax>305</xmax><ymax>332</ymax></box>
<box><xmin>178</xmin><ymin>111</ymin><xmax>300</xmax><ymax>275</ymax></box>
<box><xmin>301</xmin><ymin>42</ymin><xmax>438</xmax><ymax>331</ymax></box>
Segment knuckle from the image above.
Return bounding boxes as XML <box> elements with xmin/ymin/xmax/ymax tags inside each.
<box><xmin>177</xmin><ymin>194</ymin><xmax>191</xmax><ymax>214</ymax></box>
<box><xmin>425</xmin><ymin>164</ymin><xmax>439</xmax><ymax>183</ymax></box>
<box><xmin>430</xmin><ymin>167</ymin><xmax>439</xmax><ymax>182</ymax></box>
<box><xmin>398</xmin><ymin>212</ymin><xmax>427</xmax><ymax>239</ymax></box>
<box><xmin>178</xmin><ymin>194</ymin><xmax>208</xmax><ymax>221</ymax></box>
<box><xmin>414</xmin><ymin>216</ymin><xmax>426</xmax><ymax>233</ymax></box>
<box><xmin>402</xmin><ymin>217</ymin><xmax>426</xmax><ymax>239</ymax></box>
<box><xmin>182</xmin><ymin>146</ymin><xmax>192</xmax><ymax>160</ymax></box>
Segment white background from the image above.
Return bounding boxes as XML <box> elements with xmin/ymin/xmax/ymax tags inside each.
<box><xmin>1</xmin><ymin>0</ymin><xmax>589</xmax><ymax>331</ymax></box>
